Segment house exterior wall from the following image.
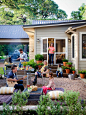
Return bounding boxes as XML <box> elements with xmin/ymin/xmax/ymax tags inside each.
<box><xmin>36</xmin><ymin>26</ymin><xmax>71</xmax><ymax>61</ymax></box>
<box><xmin>76</xmin><ymin>27</ymin><xmax>86</xmax><ymax>70</ymax></box>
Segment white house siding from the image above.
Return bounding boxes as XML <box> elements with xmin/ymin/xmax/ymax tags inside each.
<box><xmin>77</xmin><ymin>27</ymin><xmax>86</xmax><ymax>70</ymax></box>
<box><xmin>36</xmin><ymin>26</ymin><xmax>71</xmax><ymax>61</ymax></box>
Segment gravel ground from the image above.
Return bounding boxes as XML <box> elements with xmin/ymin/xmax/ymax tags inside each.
<box><xmin>0</xmin><ymin>77</ymin><xmax>86</xmax><ymax>100</ymax></box>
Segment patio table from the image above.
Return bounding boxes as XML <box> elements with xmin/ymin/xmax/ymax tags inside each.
<box><xmin>24</xmin><ymin>88</ymin><xmax>43</xmax><ymax>101</ymax></box>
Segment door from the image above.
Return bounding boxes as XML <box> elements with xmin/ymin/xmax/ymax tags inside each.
<box><xmin>54</xmin><ymin>38</ymin><xmax>68</xmax><ymax>65</ymax></box>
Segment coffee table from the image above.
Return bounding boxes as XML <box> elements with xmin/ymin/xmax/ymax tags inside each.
<box><xmin>24</xmin><ymin>88</ymin><xmax>43</xmax><ymax>101</ymax></box>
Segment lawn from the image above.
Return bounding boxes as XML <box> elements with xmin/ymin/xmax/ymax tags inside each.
<box><xmin>0</xmin><ymin>67</ymin><xmax>6</xmax><ymax>75</ymax></box>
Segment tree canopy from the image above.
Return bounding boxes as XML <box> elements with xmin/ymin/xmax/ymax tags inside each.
<box><xmin>70</xmin><ymin>3</ymin><xmax>86</xmax><ymax>20</ymax></box>
<box><xmin>0</xmin><ymin>0</ymin><xmax>68</xmax><ymax>25</ymax></box>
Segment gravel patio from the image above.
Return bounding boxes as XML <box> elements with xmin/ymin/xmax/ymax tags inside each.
<box><xmin>0</xmin><ymin>77</ymin><xmax>86</xmax><ymax>100</ymax></box>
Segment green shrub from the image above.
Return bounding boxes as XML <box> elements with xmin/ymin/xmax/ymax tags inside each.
<box><xmin>35</xmin><ymin>54</ymin><xmax>44</xmax><ymax>61</ymax></box>
<box><xmin>78</xmin><ymin>70</ymin><xmax>86</xmax><ymax>74</ymax></box>
<box><xmin>71</xmin><ymin>67</ymin><xmax>75</xmax><ymax>71</ymax></box>
<box><xmin>37</xmin><ymin>63</ymin><xmax>44</xmax><ymax>66</ymax></box>
<box><xmin>2</xmin><ymin>91</ymin><xmax>29</xmax><ymax>115</ymax></box>
<box><xmin>66</xmin><ymin>62</ymin><xmax>72</xmax><ymax>65</ymax></box>
<box><xmin>62</xmin><ymin>66</ymin><xmax>67</xmax><ymax>70</ymax></box>
<box><xmin>62</xmin><ymin>58</ymin><xmax>68</xmax><ymax>62</ymax></box>
<box><xmin>27</xmin><ymin>59</ymin><xmax>37</xmax><ymax>69</ymax></box>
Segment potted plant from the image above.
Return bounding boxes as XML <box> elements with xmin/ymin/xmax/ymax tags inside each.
<box><xmin>65</xmin><ymin>66</ymin><xmax>70</xmax><ymax>74</ymax></box>
<box><xmin>22</xmin><ymin>62</ymin><xmax>27</xmax><ymax>68</ymax></box>
<box><xmin>72</xmin><ymin>67</ymin><xmax>76</xmax><ymax>74</ymax></box>
<box><xmin>35</xmin><ymin>54</ymin><xmax>44</xmax><ymax>64</ymax></box>
<box><xmin>37</xmin><ymin>63</ymin><xmax>44</xmax><ymax>69</ymax></box>
<box><xmin>66</xmin><ymin>62</ymin><xmax>72</xmax><ymax>67</ymax></box>
<box><xmin>62</xmin><ymin>66</ymin><xmax>66</xmax><ymax>73</ymax></box>
<box><xmin>79</xmin><ymin>70</ymin><xmax>86</xmax><ymax>78</ymax></box>
<box><xmin>62</xmin><ymin>58</ymin><xmax>68</xmax><ymax>66</ymax></box>
<box><xmin>27</xmin><ymin>59</ymin><xmax>37</xmax><ymax>71</ymax></box>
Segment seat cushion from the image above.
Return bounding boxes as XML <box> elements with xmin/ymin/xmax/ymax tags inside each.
<box><xmin>0</xmin><ymin>87</ymin><xmax>15</xmax><ymax>94</ymax></box>
<box><xmin>47</xmin><ymin>90</ymin><xmax>64</xmax><ymax>99</ymax></box>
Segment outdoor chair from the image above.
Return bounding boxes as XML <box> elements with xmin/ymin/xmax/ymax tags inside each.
<box><xmin>3</xmin><ymin>67</ymin><xmax>8</xmax><ymax>85</ymax></box>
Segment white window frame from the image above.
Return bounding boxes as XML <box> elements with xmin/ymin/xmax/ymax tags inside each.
<box><xmin>41</xmin><ymin>37</ymin><xmax>68</xmax><ymax>65</ymax></box>
<box><xmin>71</xmin><ymin>34</ymin><xmax>75</xmax><ymax>60</ymax></box>
<box><xmin>80</xmin><ymin>32</ymin><xmax>86</xmax><ymax>61</ymax></box>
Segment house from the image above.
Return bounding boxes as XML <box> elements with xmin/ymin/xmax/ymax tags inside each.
<box><xmin>0</xmin><ymin>25</ymin><xmax>29</xmax><ymax>43</ymax></box>
<box><xmin>0</xmin><ymin>25</ymin><xmax>29</xmax><ymax>55</ymax></box>
<box><xmin>23</xmin><ymin>20</ymin><xmax>86</xmax><ymax>73</ymax></box>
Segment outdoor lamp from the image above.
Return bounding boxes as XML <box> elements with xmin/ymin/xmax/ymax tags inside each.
<box><xmin>68</xmin><ymin>38</ymin><xmax>71</xmax><ymax>43</ymax></box>
<box><xmin>37</xmin><ymin>39</ymin><xmax>40</xmax><ymax>42</ymax></box>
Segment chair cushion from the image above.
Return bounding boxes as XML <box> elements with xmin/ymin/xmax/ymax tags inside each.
<box><xmin>0</xmin><ymin>87</ymin><xmax>15</xmax><ymax>94</ymax></box>
<box><xmin>47</xmin><ymin>90</ymin><xmax>64</xmax><ymax>99</ymax></box>
<box><xmin>30</xmin><ymin>85</ymin><xmax>38</xmax><ymax>91</ymax></box>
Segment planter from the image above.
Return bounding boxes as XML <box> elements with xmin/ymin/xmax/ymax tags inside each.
<box><xmin>63</xmin><ymin>62</ymin><xmax>67</xmax><ymax>66</ymax></box>
<box><xmin>80</xmin><ymin>74</ymin><xmax>85</xmax><ymax>78</ymax></box>
<box><xmin>72</xmin><ymin>71</ymin><xmax>75</xmax><ymax>74</ymax></box>
<box><xmin>63</xmin><ymin>69</ymin><xmax>66</xmax><ymax>73</ymax></box>
<box><xmin>65</xmin><ymin>69</ymin><xmax>70</xmax><ymax>74</ymax></box>
<box><xmin>67</xmin><ymin>65</ymin><xmax>72</xmax><ymax>67</ymax></box>
<box><xmin>23</xmin><ymin>66</ymin><xmax>26</xmax><ymax>68</ymax></box>
<box><xmin>68</xmin><ymin>74</ymin><xmax>75</xmax><ymax>80</ymax></box>
<box><xmin>38</xmin><ymin>65</ymin><xmax>42</xmax><ymax>69</ymax></box>
<box><xmin>36</xmin><ymin>60</ymin><xmax>42</xmax><ymax>64</ymax></box>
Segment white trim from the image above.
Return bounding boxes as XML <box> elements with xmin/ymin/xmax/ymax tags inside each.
<box><xmin>23</xmin><ymin>21</ymin><xmax>86</xmax><ymax>29</ymax></box>
<box><xmin>72</xmin><ymin>24</ymin><xmax>86</xmax><ymax>30</ymax></box>
<box><xmin>41</xmin><ymin>37</ymin><xmax>68</xmax><ymax>65</ymax></box>
<box><xmin>0</xmin><ymin>39</ymin><xmax>29</xmax><ymax>43</ymax></box>
<box><xmin>71</xmin><ymin>34</ymin><xmax>75</xmax><ymax>60</ymax></box>
<box><xmin>80</xmin><ymin>32</ymin><xmax>86</xmax><ymax>61</ymax></box>
<box><xmin>34</xmin><ymin>29</ymin><xmax>36</xmax><ymax>61</ymax></box>
<box><xmin>41</xmin><ymin>37</ymin><xmax>48</xmax><ymax>63</ymax></box>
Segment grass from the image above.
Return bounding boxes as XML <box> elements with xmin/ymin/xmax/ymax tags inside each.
<box><xmin>0</xmin><ymin>67</ymin><xmax>6</xmax><ymax>75</ymax></box>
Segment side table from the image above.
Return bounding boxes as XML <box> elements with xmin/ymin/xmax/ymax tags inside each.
<box><xmin>24</xmin><ymin>88</ymin><xmax>43</xmax><ymax>101</ymax></box>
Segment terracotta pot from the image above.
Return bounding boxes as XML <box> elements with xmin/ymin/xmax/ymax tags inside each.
<box><xmin>72</xmin><ymin>71</ymin><xmax>75</xmax><ymax>74</ymax></box>
<box><xmin>63</xmin><ymin>69</ymin><xmax>66</xmax><ymax>73</ymax></box>
<box><xmin>36</xmin><ymin>60</ymin><xmax>42</xmax><ymax>64</ymax></box>
<box><xmin>38</xmin><ymin>65</ymin><xmax>42</xmax><ymax>69</ymax></box>
<box><xmin>63</xmin><ymin>62</ymin><xmax>67</xmax><ymax>66</ymax></box>
<box><xmin>65</xmin><ymin>69</ymin><xmax>70</xmax><ymax>74</ymax></box>
<box><xmin>80</xmin><ymin>74</ymin><xmax>85</xmax><ymax>78</ymax></box>
<box><xmin>23</xmin><ymin>66</ymin><xmax>26</xmax><ymax>68</ymax></box>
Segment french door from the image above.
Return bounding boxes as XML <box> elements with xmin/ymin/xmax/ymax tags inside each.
<box><xmin>41</xmin><ymin>37</ymin><xmax>68</xmax><ymax>65</ymax></box>
<box><xmin>54</xmin><ymin>38</ymin><xmax>68</xmax><ymax>65</ymax></box>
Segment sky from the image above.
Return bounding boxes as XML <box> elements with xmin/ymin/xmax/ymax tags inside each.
<box><xmin>54</xmin><ymin>0</ymin><xmax>86</xmax><ymax>19</ymax></box>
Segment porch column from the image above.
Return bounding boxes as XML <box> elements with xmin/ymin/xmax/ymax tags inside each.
<box><xmin>75</xmin><ymin>34</ymin><xmax>79</xmax><ymax>74</ymax></box>
<box><xmin>29</xmin><ymin>35</ymin><xmax>34</xmax><ymax>60</ymax></box>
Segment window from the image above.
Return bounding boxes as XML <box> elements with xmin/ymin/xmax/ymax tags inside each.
<box><xmin>82</xmin><ymin>34</ymin><xmax>86</xmax><ymax>58</ymax></box>
<box><xmin>80</xmin><ymin>32</ymin><xmax>86</xmax><ymax>60</ymax></box>
<box><xmin>72</xmin><ymin>36</ymin><xmax>74</xmax><ymax>58</ymax></box>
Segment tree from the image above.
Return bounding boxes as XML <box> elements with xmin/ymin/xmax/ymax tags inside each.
<box><xmin>0</xmin><ymin>0</ymin><xmax>68</xmax><ymax>25</ymax></box>
<box><xmin>70</xmin><ymin>3</ymin><xmax>86</xmax><ymax>20</ymax></box>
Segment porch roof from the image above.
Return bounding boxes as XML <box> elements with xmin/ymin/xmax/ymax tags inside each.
<box><xmin>65</xmin><ymin>22</ymin><xmax>86</xmax><ymax>34</ymax></box>
<box><xmin>0</xmin><ymin>25</ymin><xmax>29</xmax><ymax>39</ymax></box>
<box><xmin>23</xmin><ymin>20</ymin><xmax>86</xmax><ymax>28</ymax></box>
